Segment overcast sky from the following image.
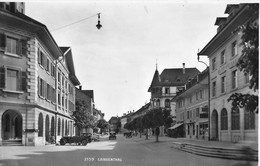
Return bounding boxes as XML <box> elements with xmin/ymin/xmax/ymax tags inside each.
<box><xmin>25</xmin><ymin>0</ymin><xmax>252</xmax><ymax>121</ymax></box>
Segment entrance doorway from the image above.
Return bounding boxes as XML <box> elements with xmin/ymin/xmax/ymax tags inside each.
<box><xmin>2</xmin><ymin>110</ymin><xmax>23</xmax><ymax>140</ymax></box>
<box><xmin>211</xmin><ymin>110</ymin><xmax>218</xmax><ymax>140</ymax></box>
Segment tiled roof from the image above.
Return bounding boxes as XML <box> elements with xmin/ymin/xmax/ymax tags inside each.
<box><xmin>149</xmin><ymin>68</ymin><xmax>200</xmax><ymax>91</ymax></box>
<box><xmin>60</xmin><ymin>47</ymin><xmax>80</xmax><ymax>86</ymax></box>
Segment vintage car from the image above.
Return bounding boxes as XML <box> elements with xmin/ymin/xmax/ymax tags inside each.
<box><xmin>109</xmin><ymin>132</ymin><xmax>116</xmax><ymax>140</ymax></box>
<box><xmin>59</xmin><ymin>133</ymin><xmax>92</xmax><ymax>146</ymax></box>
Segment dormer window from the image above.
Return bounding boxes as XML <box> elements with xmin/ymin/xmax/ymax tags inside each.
<box><xmin>176</xmin><ymin>78</ymin><xmax>181</xmax><ymax>82</ymax></box>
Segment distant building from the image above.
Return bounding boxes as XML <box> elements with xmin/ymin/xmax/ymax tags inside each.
<box><xmin>108</xmin><ymin>116</ymin><xmax>119</xmax><ymax>132</ymax></box>
<box><xmin>172</xmin><ymin>69</ymin><xmax>209</xmax><ymax>140</ymax></box>
<box><xmin>148</xmin><ymin>64</ymin><xmax>200</xmax><ymax>135</ymax></box>
<box><xmin>198</xmin><ymin>3</ymin><xmax>258</xmax><ymax>142</ymax></box>
<box><xmin>75</xmin><ymin>86</ymin><xmax>95</xmax><ymax>135</ymax></box>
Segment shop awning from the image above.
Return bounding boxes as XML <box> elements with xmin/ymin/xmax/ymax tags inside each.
<box><xmin>168</xmin><ymin>123</ymin><xmax>183</xmax><ymax>130</ymax></box>
<box><xmin>198</xmin><ymin>119</ymin><xmax>208</xmax><ymax>124</ymax></box>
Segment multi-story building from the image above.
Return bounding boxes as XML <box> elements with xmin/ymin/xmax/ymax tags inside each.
<box><xmin>148</xmin><ymin>64</ymin><xmax>200</xmax><ymax>133</ymax></box>
<box><xmin>75</xmin><ymin>86</ymin><xmax>95</xmax><ymax>135</ymax></box>
<box><xmin>172</xmin><ymin>69</ymin><xmax>209</xmax><ymax>140</ymax></box>
<box><xmin>198</xmin><ymin>4</ymin><xmax>258</xmax><ymax>142</ymax></box>
<box><xmin>0</xmin><ymin>2</ymin><xmax>80</xmax><ymax>146</ymax></box>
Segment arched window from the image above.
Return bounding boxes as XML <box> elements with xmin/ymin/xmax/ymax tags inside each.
<box><xmin>65</xmin><ymin>120</ymin><xmax>67</xmax><ymax>135</ymax></box>
<box><xmin>38</xmin><ymin>113</ymin><xmax>43</xmax><ymax>137</ymax></box>
<box><xmin>231</xmin><ymin>107</ymin><xmax>240</xmax><ymax>130</ymax></box>
<box><xmin>220</xmin><ymin>108</ymin><xmax>228</xmax><ymax>130</ymax></box>
<box><xmin>5</xmin><ymin>114</ymin><xmax>10</xmax><ymax>132</ymax></box>
<box><xmin>165</xmin><ymin>99</ymin><xmax>170</xmax><ymax>108</ymax></box>
<box><xmin>62</xmin><ymin>119</ymin><xmax>64</xmax><ymax>136</ymax></box>
<box><xmin>244</xmin><ymin>110</ymin><xmax>255</xmax><ymax>130</ymax></box>
<box><xmin>51</xmin><ymin>117</ymin><xmax>54</xmax><ymax>136</ymax></box>
<box><xmin>58</xmin><ymin>118</ymin><xmax>61</xmax><ymax>136</ymax></box>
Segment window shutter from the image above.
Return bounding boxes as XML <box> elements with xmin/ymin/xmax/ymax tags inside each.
<box><xmin>21</xmin><ymin>71</ymin><xmax>27</xmax><ymax>91</ymax></box>
<box><xmin>38</xmin><ymin>76</ymin><xmax>40</xmax><ymax>95</ymax></box>
<box><xmin>0</xmin><ymin>67</ymin><xmax>5</xmax><ymax>89</ymax></box>
<box><xmin>21</xmin><ymin>39</ymin><xmax>27</xmax><ymax>56</ymax></box>
<box><xmin>38</xmin><ymin>49</ymin><xmax>41</xmax><ymax>64</ymax></box>
<box><xmin>0</xmin><ymin>33</ymin><xmax>6</xmax><ymax>51</ymax></box>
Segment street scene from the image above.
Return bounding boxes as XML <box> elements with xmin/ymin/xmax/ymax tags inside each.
<box><xmin>0</xmin><ymin>1</ymin><xmax>258</xmax><ymax>166</ymax></box>
<box><xmin>1</xmin><ymin>134</ymin><xmax>257</xmax><ymax>166</ymax></box>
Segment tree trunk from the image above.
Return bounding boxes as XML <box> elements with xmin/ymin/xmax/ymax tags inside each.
<box><xmin>145</xmin><ymin>129</ymin><xmax>148</xmax><ymax>140</ymax></box>
<box><xmin>155</xmin><ymin>127</ymin><xmax>160</xmax><ymax>142</ymax></box>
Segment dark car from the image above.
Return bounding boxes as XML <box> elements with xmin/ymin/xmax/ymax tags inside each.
<box><xmin>59</xmin><ymin>133</ymin><xmax>92</xmax><ymax>146</ymax></box>
<box><xmin>109</xmin><ymin>132</ymin><xmax>116</xmax><ymax>140</ymax></box>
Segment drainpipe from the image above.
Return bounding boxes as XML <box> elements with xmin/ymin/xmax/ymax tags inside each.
<box><xmin>197</xmin><ymin>54</ymin><xmax>210</xmax><ymax>141</ymax></box>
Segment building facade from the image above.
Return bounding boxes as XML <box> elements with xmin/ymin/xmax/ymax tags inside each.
<box><xmin>148</xmin><ymin>64</ymin><xmax>200</xmax><ymax>135</ymax></box>
<box><xmin>173</xmin><ymin>69</ymin><xmax>209</xmax><ymax>140</ymax></box>
<box><xmin>0</xmin><ymin>2</ymin><xmax>79</xmax><ymax>146</ymax></box>
<box><xmin>198</xmin><ymin>4</ymin><xmax>258</xmax><ymax>142</ymax></box>
<box><xmin>75</xmin><ymin>87</ymin><xmax>95</xmax><ymax>135</ymax></box>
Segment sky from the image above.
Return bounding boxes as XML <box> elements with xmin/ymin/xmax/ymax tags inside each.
<box><xmin>25</xmin><ymin>0</ymin><xmax>253</xmax><ymax>121</ymax></box>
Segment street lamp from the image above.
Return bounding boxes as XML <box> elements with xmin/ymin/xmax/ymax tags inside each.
<box><xmin>197</xmin><ymin>54</ymin><xmax>210</xmax><ymax>141</ymax></box>
<box><xmin>96</xmin><ymin>13</ymin><xmax>102</xmax><ymax>29</ymax></box>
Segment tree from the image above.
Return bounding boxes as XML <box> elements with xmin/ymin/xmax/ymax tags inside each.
<box><xmin>72</xmin><ymin>100</ymin><xmax>95</xmax><ymax>136</ymax></box>
<box><xmin>96</xmin><ymin>119</ymin><xmax>109</xmax><ymax>134</ymax></box>
<box><xmin>228</xmin><ymin>4</ymin><xmax>259</xmax><ymax>113</ymax></box>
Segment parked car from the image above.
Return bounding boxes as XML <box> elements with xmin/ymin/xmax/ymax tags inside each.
<box><xmin>109</xmin><ymin>132</ymin><xmax>116</xmax><ymax>140</ymax></box>
<box><xmin>59</xmin><ymin>133</ymin><xmax>92</xmax><ymax>146</ymax></box>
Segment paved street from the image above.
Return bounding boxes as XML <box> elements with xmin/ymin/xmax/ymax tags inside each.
<box><xmin>0</xmin><ymin>134</ymin><xmax>257</xmax><ymax>166</ymax></box>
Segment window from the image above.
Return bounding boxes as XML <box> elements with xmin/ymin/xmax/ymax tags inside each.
<box><xmin>165</xmin><ymin>87</ymin><xmax>170</xmax><ymax>94</ymax></box>
<box><xmin>58</xmin><ymin>72</ymin><xmax>61</xmax><ymax>83</ymax></box>
<box><xmin>231</xmin><ymin>41</ymin><xmax>238</xmax><ymax>57</ymax></box>
<box><xmin>196</xmin><ymin>92</ymin><xmax>199</xmax><ymax>100</ymax></box>
<box><xmin>221</xmin><ymin>108</ymin><xmax>228</xmax><ymax>130</ymax></box>
<box><xmin>38</xmin><ymin>77</ymin><xmax>45</xmax><ymax>97</ymax></box>
<box><xmin>231</xmin><ymin>107</ymin><xmax>240</xmax><ymax>130</ymax></box>
<box><xmin>244</xmin><ymin>111</ymin><xmax>255</xmax><ymax>130</ymax></box>
<box><xmin>212</xmin><ymin>81</ymin><xmax>216</xmax><ymax>97</ymax></box>
<box><xmin>46</xmin><ymin>84</ymin><xmax>51</xmax><ymax>101</ymax></box>
<box><xmin>6</xmin><ymin>69</ymin><xmax>18</xmax><ymax>91</ymax></box>
<box><xmin>156</xmin><ymin>99</ymin><xmax>160</xmax><ymax>107</ymax></box>
<box><xmin>165</xmin><ymin>99</ymin><xmax>170</xmax><ymax>108</ymax></box>
<box><xmin>58</xmin><ymin>92</ymin><xmax>61</xmax><ymax>105</ymax></box>
<box><xmin>58</xmin><ymin>118</ymin><xmax>61</xmax><ymax>136</ymax></box>
<box><xmin>220</xmin><ymin>50</ymin><xmax>225</xmax><ymax>65</ymax></box>
<box><xmin>62</xmin><ymin>95</ymin><xmax>64</xmax><ymax>107</ymax></box>
<box><xmin>232</xmin><ymin>70</ymin><xmax>237</xmax><ymax>89</ymax></box>
<box><xmin>46</xmin><ymin>58</ymin><xmax>50</xmax><ymax>72</ymax></box>
<box><xmin>221</xmin><ymin>76</ymin><xmax>226</xmax><ymax>93</ymax></box>
<box><xmin>6</xmin><ymin>37</ymin><xmax>17</xmax><ymax>54</ymax></box>
<box><xmin>0</xmin><ymin>67</ymin><xmax>26</xmax><ymax>91</ymax></box>
<box><xmin>38</xmin><ymin>113</ymin><xmax>43</xmax><ymax>137</ymax></box>
<box><xmin>200</xmin><ymin>90</ymin><xmax>203</xmax><ymax>99</ymax></box>
<box><xmin>212</xmin><ymin>57</ymin><xmax>216</xmax><ymax>71</ymax></box>
<box><xmin>196</xmin><ymin>108</ymin><xmax>200</xmax><ymax>117</ymax></box>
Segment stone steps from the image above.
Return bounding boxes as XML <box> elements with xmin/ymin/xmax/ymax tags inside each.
<box><xmin>172</xmin><ymin>142</ymin><xmax>258</xmax><ymax>161</ymax></box>
<box><xmin>2</xmin><ymin>139</ymin><xmax>23</xmax><ymax>146</ymax></box>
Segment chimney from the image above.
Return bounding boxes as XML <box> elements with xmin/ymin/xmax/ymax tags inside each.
<box><xmin>79</xmin><ymin>85</ymin><xmax>82</xmax><ymax>90</ymax></box>
<box><xmin>182</xmin><ymin>63</ymin><xmax>185</xmax><ymax>74</ymax></box>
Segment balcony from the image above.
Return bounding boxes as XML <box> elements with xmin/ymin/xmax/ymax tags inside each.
<box><xmin>162</xmin><ymin>93</ymin><xmax>176</xmax><ymax>97</ymax></box>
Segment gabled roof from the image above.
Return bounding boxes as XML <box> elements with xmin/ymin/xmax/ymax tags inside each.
<box><xmin>224</xmin><ymin>4</ymin><xmax>239</xmax><ymax>14</ymax></box>
<box><xmin>148</xmin><ymin>67</ymin><xmax>200</xmax><ymax>91</ymax></box>
<box><xmin>60</xmin><ymin>47</ymin><xmax>80</xmax><ymax>86</ymax></box>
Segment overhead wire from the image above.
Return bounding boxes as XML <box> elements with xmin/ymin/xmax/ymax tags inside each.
<box><xmin>51</xmin><ymin>13</ymin><xmax>100</xmax><ymax>32</ymax></box>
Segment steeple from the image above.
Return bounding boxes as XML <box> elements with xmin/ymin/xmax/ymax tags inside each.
<box><xmin>148</xmin><ymin>64</ymin><xmax>161</xmax><ymax>92</ymax></box>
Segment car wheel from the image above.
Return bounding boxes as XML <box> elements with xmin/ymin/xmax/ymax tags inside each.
<box><xmin>60</xmin><ymin>139</ymin><xmax>66</xmax><ymax>145</ymax></box>
<box><xmin>81</xmin><ymin>140</ymin><xmax>88</xmax><ymax>146</ymax></box>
